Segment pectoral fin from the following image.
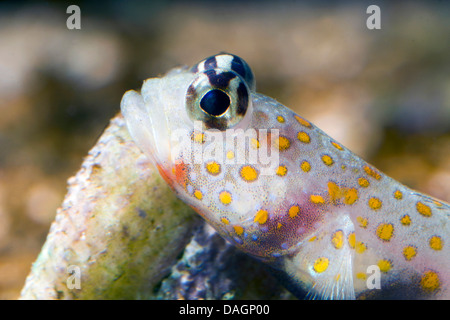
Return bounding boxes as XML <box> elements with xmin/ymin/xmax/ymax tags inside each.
<box><xmin>279</xmin><ymin>214</ymin><xmax>356</xmax><ymax>300</ymax></box>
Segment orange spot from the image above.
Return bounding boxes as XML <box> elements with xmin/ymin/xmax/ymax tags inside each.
<box><xmin>251</xmin><ymin>138</ymin><xmax>260</xmax><ymax>149</ymax></box>
<box><xmin>297</xmin><ymin>131</ymin><xmax>311</xmax><ymax>143</ymax></box>
<box><xmin>277</xmin><ymin>115</ymin><xmax>285</xmax><ymax>123</ymax></box>
<box><xmin>403</xmin><ymin>246</ymin><xmax>417</xmax><ymax>261</ymax></box>
<box><xmin>194</xmin><ymin>190</ymin><xmax>203</xmax><ymax>200</ymax></box>
<box><xmin>421</xmin><ymin>271</ymin><xmax>440</xmax><ymax>292</ymax></box>
<box><xmin>294</xmin><ymin>115</ymin><xmax>312</xmax><ymax>128</ymax></box>
<box><xmin>331</xmin><ymin>230</ymin><xmax>344</xmax><ymax>249</ymax></box>
<box><xmin>226</xmin><ymin>151</ymin><xmax>235</xmax><ymax>159</ymax></box>
<box><xmin>344</xmin><ymin>188</ymin><xmax>358</xmax><ymax>205</ymax></box>
<box><xmin>288</xmin><ymin>205</ymin><xmax>300</xmax><ymax>218</ymax></box>
<box><xmin>206</xmin><ymin>161</ymin><xmax>221</xmax><ymax>175</ymax></box>
<box><xmin>331</xmin><ymin>141</ymin><xmax>343</xmax><ymax>150</ymax></box>
<box><xmin>192</xmin><ymin>132</ymin><xmax>205</xmax><ymax>144</ymax></box>
<box><xmin>400</xmin><ymin>214</ymin><xmax>411</xmax><ymax>226</ymax></box>
<box><xmin>276</xmin><ymin>165</ymin><xmax>287</xmax><ymax>176</ymax></box>
<box><xmin>376</xmin><ymin>223</ymin><xmax>394</xmax><ymax>241</ymax></box>
<box><xmin>327</xmin><ymin>181</ymin><xmax>341</xmax><ymax>203</ymax></box>
<box><xmin>254</xmin><ymin>210</ymin><xmax>269</xmax><ymax>225</ymax></box>
<box><xmin>327</xmin><ymin>182</ymin><xmax>358</xmax><ymax>205</ymax></box>
<box><xmin>357</xmin><ymin>216</ymin><xmax>368</xmax><ymax>228</ymax></box>
<box><xmin>348</xmin><ymin>233</ymin><xmax>356</xmax><ymax>249</ymax></box>
<box><xmin>429</xmin><ymin>236</ymin><xmax>443</xmax><ymax>251</ymax></box>
<box><xmin>313</xmin><ymin>257</ymin><xmax>329</xmax><ymax>273</ymax></box>
<box><xmin>219</xmin><ymin>191</ymin><xmax>232</xmax><ymax>205</ymax></box>
<box><xmin>364</xmin><ymin>165</ymin><xmax>381</xmax><ymax>180</ymax></box>
<box><xmin>277</xmin><ymin>136</ymin><xmax>291</xmax><ymax>151</ymax></box>
<box><xmin>221</xmin><ymin>217</ymin><xmax>230</xmax><ymax>225</ymax></box>
<box><xmin>277</xmin><ymin>222</ymin><xmax>282</xmax><ymax>229</ymax></box>
<box><xmin>368</xmin><ymin>197</ymin><xmax>382</xmax><ymax>210</ymax></box>
<box><xmin>233</xmin><ymin>225</ymin><xmax>244</xmax><ymax>235</ymax></box>
<box><xmin>378</xmin><ymin>259</ymin><xmax>392</xmax><ymax>272</ymax></box>
<box><xmin>173</xmin><ymin>160</ymin><xmax>188</xmax><ymax>188</ymax></box>
<box><xmin>240</xmin><ymin>165</ymin><xmax>258</xmax><ymax>182</ymax></box>
<box><xmin>322</xmin><ymin>155</ymin><xmax>334</xmax><ymax>166</ymax></box>
<box><xmin>358</xmin><ymin>178</ymin><xmax>370</xmax><ymax>188</ymax></box>
<box><xmin>300</xmin><ymin>161</ymin><xmax>311</xmax><ymax>172</ymax></box>
<box><xmin>356</xmin><ymin>273</ymin><xmax>367</xmax><ymax>280</ymax></box>
<box><xmin>394</xmin><ymin>190</ymin><xmax>403</xmax><ymax>200</ymax></box>
<box><xmin>417</xmin><ymin>202</ymin><xmax>432</xmax><ymax>217</ymax></box>
<box><xmin>310</xmin><ymin>195</ymin><xmax>325</xmax><ymax>204</ymax></box>
<box><xmin>355</xmin><ymin>241</ymin><xmax>367</xmax><ymax>254</ymax></box>
<box><xmin>434</xmin><ymin>200</ymin><xmax>443</xmax><ymax>207</ymax></box>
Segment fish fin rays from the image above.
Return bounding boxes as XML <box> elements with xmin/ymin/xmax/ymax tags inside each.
<box><xmin>305</xmin><ymin>243</ymin><xmax>355</xmax><ymax>300</ymax></box>
<box><xmin>281</xmin><ymin>214</ymin><xmax>356</xmax><ymax>300</ymax></box>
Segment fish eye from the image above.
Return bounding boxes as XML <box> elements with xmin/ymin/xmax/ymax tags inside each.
<box><xmin>191</xmin><ymin>53</ymin><xmax>255</xmax><ymax>91</ymax></box>
<box><xmin>200</xmin><ymin>89</ymin><xmax>230</xmax><ymax>116</ymax></box>
<box><xmin>186</xmin><ymin>68</ymin><xmax>251</xmax><ymax>130</ymax></box>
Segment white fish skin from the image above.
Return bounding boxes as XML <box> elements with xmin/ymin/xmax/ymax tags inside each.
<box><xmin>121</xmin><ymin>53</ymin><xmax>449</xmax><ymax>299</ymax></box>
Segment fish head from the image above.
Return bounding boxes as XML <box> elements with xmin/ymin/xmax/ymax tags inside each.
<box><xmin>121</xmin><ymin>53</ymin><xmax>322</xmax><ymax>259</ymax></box>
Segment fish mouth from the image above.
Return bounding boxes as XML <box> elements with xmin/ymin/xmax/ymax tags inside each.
<box><xmin>121</xmin><ymin>69</ymin><xmax>198</xmax><ymax>176</ymax></box>
<box><xmin>142</xmin><ymin>78</ymin><xmax>172</xmax><ymax>167</ymax></box>
<box><xmin>120</xmin><ymin>78</ymin><xmax>171</xmax><ymax>169</ymax></box>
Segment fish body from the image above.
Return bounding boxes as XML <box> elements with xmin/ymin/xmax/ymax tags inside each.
<box><xmin>121</xmin><ymin>53</ymin><xmax>449</xmax><ymax>299</ymax></box>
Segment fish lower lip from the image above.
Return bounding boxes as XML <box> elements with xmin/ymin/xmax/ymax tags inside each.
<box><xmin>146</xmin><ymin>104</ymin><xmax>170</xmax><ymax>164</ymax></box>
<box><xmin>120</xmin><ymin>88</ymin><xmax>169</xmax><ymax>167</ymax></box>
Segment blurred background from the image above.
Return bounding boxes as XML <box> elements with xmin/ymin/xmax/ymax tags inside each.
<box><xmin>0</xmin><ymin>0</ymin><xmax>449</xmax><ymax>299</ymax></box>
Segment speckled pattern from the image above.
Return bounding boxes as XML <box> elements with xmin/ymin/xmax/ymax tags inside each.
<box><xmin>122</xmin><ymin>54</ymin><xmax>449</xmax><ymax>299</ymax></box>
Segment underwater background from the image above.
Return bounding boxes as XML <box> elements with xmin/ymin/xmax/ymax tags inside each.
<box><xmin>0</xmin><ymin>0</ymin><xmax>448</xmax><ymax>299</ymax></box>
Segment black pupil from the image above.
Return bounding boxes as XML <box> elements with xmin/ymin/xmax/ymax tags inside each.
<box><xmin>200</xmin><ymin>89</ymin><xmax>230</xmax><ymax>116</ymax></box>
